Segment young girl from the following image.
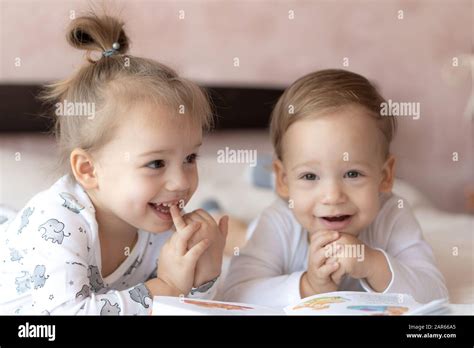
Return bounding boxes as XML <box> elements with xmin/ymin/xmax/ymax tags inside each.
<box><xmin>0</xmin><ymin>14</ymin><xmax>227</xmax><ymax>315</ymax></box>
<box><xmin>222</xmin><ymin>69</ymin><xmax>448</xmax><ymax>307</ymax></box>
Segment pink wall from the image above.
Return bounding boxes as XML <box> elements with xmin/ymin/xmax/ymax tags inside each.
<box><xmin>0</xmin><ymin>0</ymin><xmax>472</xmax><ymax>212</ymax></box>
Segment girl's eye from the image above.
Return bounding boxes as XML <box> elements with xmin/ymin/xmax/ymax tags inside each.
<box><xmin>146</xmin><ymin>160</ymin><xmax>165</xmax><ymax>169</ymax></box>
<box><xmin>345</xmin><ymin>170</ymin><xmax>361</xmax><ymax>179</ymax></box>
<box><xmin>301</xmin><ymin>173</ymin><xmax>318</xmax><ymax>180</ymax></box>
<box><xmin>185</xmin><ymin>153</ymin><xmax>199</xmax><ymax>164</ymax></box>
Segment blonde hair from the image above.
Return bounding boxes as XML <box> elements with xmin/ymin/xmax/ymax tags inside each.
<box><xmin>40</xmin><ymin>14</ymin><xmax>213</xmax><ymax>176</ymax></box>
<box><xmin>270</xmin><ymin>69</ymin><xmax>397</xmax><ymax>160</ymax></box>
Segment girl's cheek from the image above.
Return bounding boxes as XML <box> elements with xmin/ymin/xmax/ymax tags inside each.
<box><xmin>131</xmin><ymin>178</ymin><xmax>158</xmax><ymax>200</ymax></box>
<box><xmin>190</xmin><ymin>169</ymin><xmax>199</xmax><ymax>191</ymax></box>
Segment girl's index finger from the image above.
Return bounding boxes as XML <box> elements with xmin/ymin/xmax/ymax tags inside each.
<box><xmin>170</xmin><ymin>205</ymin><xmax>186</xmax><ymax>231</ymax></box>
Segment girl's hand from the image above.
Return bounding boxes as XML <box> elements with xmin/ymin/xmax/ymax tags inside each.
<box><xmin>183</xmin><ymin>209</ymin><xmax>228</xmax><ymax>287</ymax></box>
<box><xmin>155</xmin><ymin>205</ymin><xmax>210</xmax><ymax>296</ymax></box>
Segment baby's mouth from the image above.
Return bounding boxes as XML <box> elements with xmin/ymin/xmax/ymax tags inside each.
<box><xmin>321</xmin><ymin>215</ymin><xmax>352</xmax><ymax>222</ymax></box>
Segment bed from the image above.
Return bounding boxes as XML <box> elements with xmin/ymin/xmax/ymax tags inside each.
<box><xmin>0</xmin><ymin>132</ymin><xmax>473</xmax><ymax>304</ymax></box>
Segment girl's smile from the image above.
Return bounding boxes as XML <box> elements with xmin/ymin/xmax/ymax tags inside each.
<box><xmin>148</xmin><ymin>201</ymin><xmax>184</xmax><ymax>221</ymax></box>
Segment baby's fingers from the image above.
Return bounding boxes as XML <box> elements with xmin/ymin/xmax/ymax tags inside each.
<box><xmin>312</xmin><ymin>248</ymin><xmax>332</xmax><ymax>268</ymax></box>
<box><xmin>316</xmin><ymin>261</ymin><xmax>339</xmax><ymax>279</ymax></box>
<box><xmin>185</xmin><ymin>238</ymin><xmax>210</xmax><ymax>264</ymax></box>
<box><xmin>311</xmin><ymin>230</ymin><xmax>340</xmax><ymax>250</ymax></box>
<box><xmin>330</xmin><ymin>266</ymin><xmax>345</xmax><ymax>285</ymax></box>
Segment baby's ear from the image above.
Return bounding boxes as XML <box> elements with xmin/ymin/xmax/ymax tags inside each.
<box><xmin>273</xmin><ymin>159</ymin><xmax>290</xmax><ymax>199</ymax></box>
<box><xmin>380</xmin><ymin>155</ymin><xmax>396</xmax><ymax>193</ymax></box>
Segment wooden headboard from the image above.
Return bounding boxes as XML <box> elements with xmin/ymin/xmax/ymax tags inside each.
<box><xmin>0</xmin><ymin>84</ymin><xmax>284</xmax><ymax>132</ymax></box>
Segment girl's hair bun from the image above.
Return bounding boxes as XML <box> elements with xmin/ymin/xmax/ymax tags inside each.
<box><xmin>67</xmin><ymin>14</ymin><xmax>129</xmax><ymax>62</ymax></box>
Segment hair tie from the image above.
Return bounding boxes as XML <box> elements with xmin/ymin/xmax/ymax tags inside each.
<box><xmin>103</xmin><ymin>42</ymin><xmax>120</xmax><ymax>57</ymax></box>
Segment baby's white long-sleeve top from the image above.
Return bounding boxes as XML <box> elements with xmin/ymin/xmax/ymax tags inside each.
<box><xmin>222</xmin><ymin>194</ymin><xmax>448</xmax><ymax>308</ymax></box>
<box><xmin>0</xmin><ymin>175</ymin><xmax>217</xmax><ymax>315</ymax></box>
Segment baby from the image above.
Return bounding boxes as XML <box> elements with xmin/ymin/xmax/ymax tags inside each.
<box><xmin>0</xmin><ymin>14</ymin><xmax>227</xmax><ymax>315</ymax></box>
<box><xmin>223</xmin><ymin>69</ymin><xmax>448</xmax><ymax>307</ymax></box>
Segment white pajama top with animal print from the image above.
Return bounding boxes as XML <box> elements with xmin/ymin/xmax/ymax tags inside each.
<box><xmin>0</xmin><ymin>175</ymin><xmax>217</xmax><ymax>315</ymax></box>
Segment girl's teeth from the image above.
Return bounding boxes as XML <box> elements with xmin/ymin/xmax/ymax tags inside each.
<box><xmin>149</xmin><ymin>201</ymin><xmax>182</xmax><ymax>208</ymax></box>
<box><xmin>159</xmin><ymin>202</ymin><xmax>178</xmax><ymax>208</ymax></box>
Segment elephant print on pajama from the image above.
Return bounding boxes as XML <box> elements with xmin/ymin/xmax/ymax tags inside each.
<box><xmin>10</xmin><ymin>248</ymin><xmax>24</xmax><ymax>262</ymax></box>
<box><xmin>38</xmin><ymin>218</ymin><xmax>71</xmax><ymax>244</ymax></box>
<box><xmin>14</xmin><ymin>265</ymin><xmax>49</xmax><ymax>293</ymax></box>
<box><xmin>15</xmin><ymin>271</ymin><xmax>31</xmax><ymax>294</ymax></box>
<box><xmin>31</xmin><ymin>265</ymin><xmax>49</xmax><ymax>289</ymax></box>
<box><xmin>100</xmin><ymin>299</ymin><xmax>121</xmax><ymax>315</ymax></box>
<box><xmin>18</xmin><ymin>207</ymin><xmax>34</xmax><ymax>234</ymax></box>
<box><xmin>75</xmin><ymin>284</ymin><xmax>91</xmax><ymax>299</ymax></box>
<box><xmin>128</xmin><ymin>284</ymin><xmax>152</xmax><ymax>308</ymax></box>
<box><xmin>59</xmin><ymin>192</ymin><xmax>85</xmax><ymax>214</ymax></box>
<box><xmin>88</xmin><ymin>265</ymin><xmax>105</xmax><ymax>292</ymax></box>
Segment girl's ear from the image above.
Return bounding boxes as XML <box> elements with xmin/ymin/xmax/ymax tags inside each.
<box><xmin>380</xmin><ymin>154</ymin><xmax>396</xmax><ymax>193</ymax></box>
<box><xmin>273</xmin><ymin>158</ymin><xmax>290</xmax><ymax>199</ymax></box>
<box><xmin>70</xmin><ymin>148</ymin><xmax>99</xmax><ymax>190</ymax></box>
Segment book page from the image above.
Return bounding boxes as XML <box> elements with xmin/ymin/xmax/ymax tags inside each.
<box><xmin>284</xmin><ymin>292</ymin><xmax>424</xmax><ymax>316</ymax></box>
<box><xmin>152</xmin><ymin>296</ymin><xmax>284</xmax><ymax>315</ymax></box>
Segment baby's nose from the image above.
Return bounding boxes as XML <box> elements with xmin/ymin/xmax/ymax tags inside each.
<box><xmin>320</xmin><ymin>181</ymin><xmax>346</xmax><ymax>204</ymax></box>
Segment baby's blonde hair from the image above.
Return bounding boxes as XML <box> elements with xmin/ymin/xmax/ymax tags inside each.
<box><xmin>40</xmin><ymin>14</ymin><xmax>213</xmax><ymax>176</ymax></box>
<box><xmin>270</xmin><ymin>69</ymin><xmax>397</xmax><ymax>160</ymax></box>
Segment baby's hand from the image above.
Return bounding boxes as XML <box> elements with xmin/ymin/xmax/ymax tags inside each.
<box><xmin>155</xmin><ymin>206</ymin><xmax>210</xmax><ymax>296</ymax></box>
<box><xmin>183</xmin><ymin>209</ymin><xmax>228</xmax><ymax>287</ymax></box>
<box><xmin>301</xmin><ymin>230</ymin><xmax>341</xmax><ymax>298</ymax></box>
<box><xmin>326</xmin><ymin>232</ymin><xmax>372</xmax><ymax>285</ymax></box>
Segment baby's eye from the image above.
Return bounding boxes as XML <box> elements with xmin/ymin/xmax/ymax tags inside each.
<box><xmin>146</xmin><ymin>160</ymin><xmax>165</xmax><ymax>169</ymax></box>
<box><xmin>344</xmin><ymin>170</ymin><xmax>361</xmax><ymax>179</ymax></box>
<box><xmin>185</xmin><ymin>153</ymin><xmax>199</xmax><ymax>164</ymax></box>
<box><xmin>301</xmin><ymin>173</ymin><xmax>318</xmax><ymax>181</ymax></box>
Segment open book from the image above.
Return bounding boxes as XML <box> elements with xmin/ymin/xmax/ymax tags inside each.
<box><xmin>152</xmin><ymin>291</ymin><xmax>448</xmax><ymax>315</ymax></box>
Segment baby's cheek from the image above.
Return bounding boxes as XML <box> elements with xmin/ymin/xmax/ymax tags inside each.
<box><xmin>286</xmin><ymin>190</ymin><xmax>315</xmax><ymax>229</ymax></box>
<box><xmin>294</xmin><ymin>210</ymin><xmax>314</xmax><ymax>233</ymax></box>
<box><xmin>358</xmin><ymin>195</ymin><xmax>380</xmax><ymax>226</ymax></box>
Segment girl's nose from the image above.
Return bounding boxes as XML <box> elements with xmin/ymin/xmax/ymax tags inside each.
<box><xmin>165</xmin><ymin>168</ymin><xmax>190</xmax><ymax>192</ymax></box>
